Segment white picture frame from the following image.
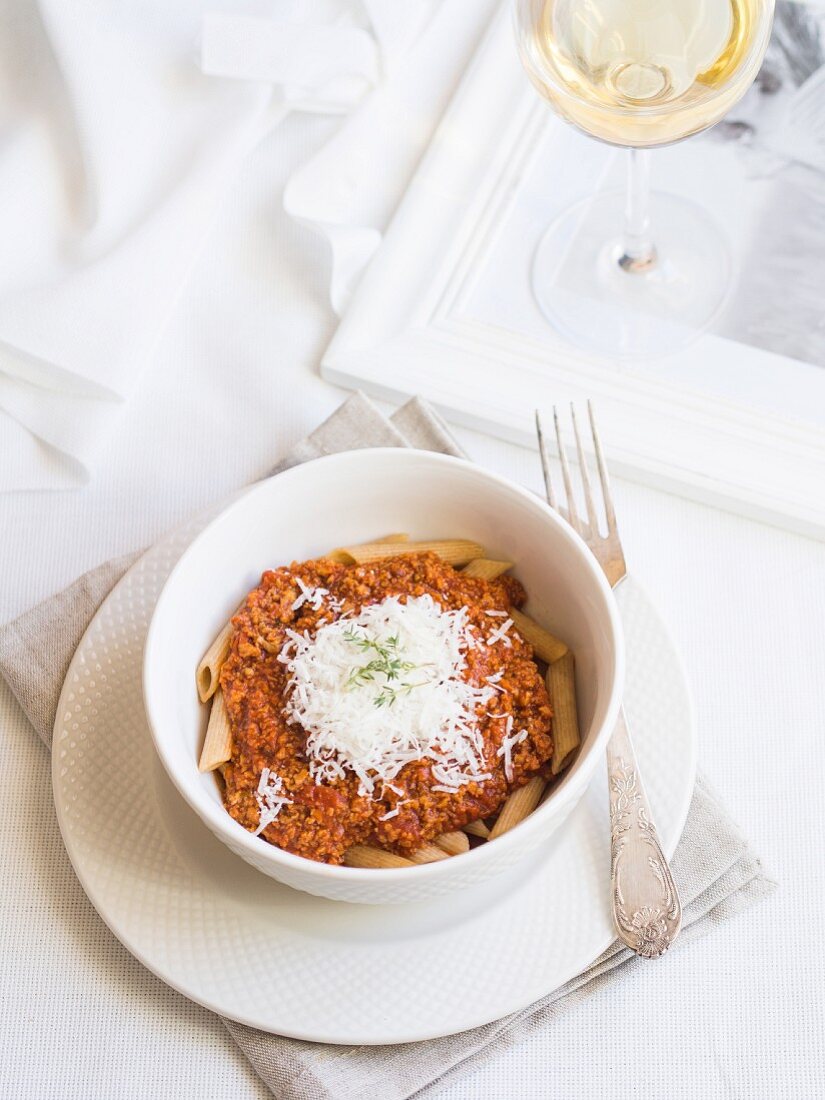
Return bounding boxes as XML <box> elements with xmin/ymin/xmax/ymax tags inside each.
<box><xmin>321</xmin><ymin>5</ymin><xmax>825</xmax><ymax>539</ymax></box>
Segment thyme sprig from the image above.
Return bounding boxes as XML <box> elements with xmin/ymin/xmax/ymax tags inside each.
<box><xmin>343</xmin><ymin>628</ymin><xmax>426</xmax><ymax>707</ymax></box>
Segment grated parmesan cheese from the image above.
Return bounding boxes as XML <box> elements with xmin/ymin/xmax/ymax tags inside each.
<box><xmin>291</xmin><ymin>577</ymin><xmax>344</xmax><ymax>615</ymax></box>
<box><xmin>378</xmin><ymin>800</ymin><xmax>408</xmax><ymax>821</ymax></box>
<box><xmin>254</xmin><ymin>768</ymin><xmax>292</xmax><ymax>834</ymax></box>
<box><xmin>496</xmin><ymin>721</ymin><xmax>529</xmax><ymax>782</ymax></box>
<box><xmin>278</xmin><ymin>594</ymin><xmax>497</xmax><ymax>797</ymax></box>
<box><xmin>485</xmin><ymin>671</ymin><xmax>507</xmax><ymax>696</ymax></box>
<box><xmin>486</xmin><ymin>617</ymin><xmax>514</xmax><ymax>648</ymax></box>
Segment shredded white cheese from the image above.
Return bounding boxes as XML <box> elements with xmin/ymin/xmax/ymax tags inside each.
<box><xmin>291</xmin><ymin>577</ymin><xmax>344</xmax><ymax>615</ymax></box>
<box><xmin>278</xmin><ymin>594</ymin><xmax>496</xmax><ymax>797</ymax></box>
<box><xmin>379</xmin><ymin>800</ymin><xmax>408</xmax><ymax>821</ymax></box>
<box><xmin>486</xmin><ymin>617</ymin><xmax>514</xmax><ymax>648</ymax></box>
<box><xmin>496</xmin><ymin>719</ymin><xmax>529</xmax><ymax>782</ymax></box>
<box><xmin>431</xmin><ymin>779</ymin><xmax>490</xmax><ymax>793</ymax></box>
<box><xmin>254</xmin><ymin>768</ymin><xmax>292</xmax><ymax>834</ymax></box>
<box><xmin>485</xmin><ymin>671</ymin><xmax>507</xmax><ymax>697</ymax></box>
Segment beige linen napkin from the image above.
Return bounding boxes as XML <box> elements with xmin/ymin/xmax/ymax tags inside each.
<box><xmin>0</xmin><ymin>393</ymin><xmax>775</xmax><ymax>1100</ymax></box>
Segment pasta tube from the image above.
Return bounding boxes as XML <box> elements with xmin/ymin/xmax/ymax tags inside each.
<box><xmin>461</xmin><ymin>559</ymin><xmax>513</xmax><ymax>580</ymax></box>
<box><xmin>509</xmin><ymin>608</ymin><xmax>568</xmax><ymax>663</ymax></box>
<box><xmin>547</xmin><ymin>651</ymin><xmax>581</xmax><ymax>775</ymax></box>
<box><xmin>434</xmin><ymin>831</ymin><xmax>470</xmax><ymax>856</ymax></box>
<box><xmin>489</xmin><ymin>776</ymin><xmax>546</xmax><ymax>839</ymax></box>
<box><xmin>408</xmin><ymin>842</ymin><xmax>451</xmax><ymax>864</ymax></box>
<box><xmin>332</xmin><ymin>539</ymin><xmax>484</xmax><ymax>566</ymax></box>
<box><xmin>196</xmin><ymin>620</ymin><xmax>235</xmax><ymax>702</ymax></box>
<box><xmin>343</xmin><ymin>846</ymin><xmax>415</xmax><ymax>869</ymax></box>
<box><xmin>198</xmin><ymin>690</ymin><xmax>233</xmax><ymax>772</ymax></box>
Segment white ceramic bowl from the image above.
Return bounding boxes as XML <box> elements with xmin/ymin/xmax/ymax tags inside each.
<box><xmin>144</xmin><ymin>448</ymin><xmax>624</xmax><ymax>904</ymax></box>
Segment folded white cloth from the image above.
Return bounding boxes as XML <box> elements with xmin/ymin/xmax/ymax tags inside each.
<box><xmin>283</xmin><ymin>0</ymin><xmax>498</xmax><ymax>313</ymax></box>
<box><xmin>0</xmin><ymin>1</ymin><xmax>276</xmax><ymax>490</ymax></box>
<box><xmin>0</xmin><ymin>0</ymin><xmax>464</xmax><ymax>492</ymax></box>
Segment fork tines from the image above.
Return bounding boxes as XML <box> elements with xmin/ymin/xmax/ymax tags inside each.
<box><xmin>534</xmin><ymin>402</ymin><xmax>619</xmax><ymax>545</ymax></box>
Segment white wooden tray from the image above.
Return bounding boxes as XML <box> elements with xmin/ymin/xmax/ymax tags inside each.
<box><xmin>321</xmin><ymin>5</ymin><xmax>825</xmax><ymax>539</ymax></box>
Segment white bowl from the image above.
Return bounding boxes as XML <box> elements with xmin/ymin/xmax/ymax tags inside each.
<box><xmin>144</xmin><ymin>448</ymin><xmax>624</xmax><ymax>904</ymax></box>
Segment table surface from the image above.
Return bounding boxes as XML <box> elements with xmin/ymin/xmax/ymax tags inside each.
<box><xmin>1</xmin><ymin>113</ymin><xmax>824</xmax><ymax>1100</ymax></box>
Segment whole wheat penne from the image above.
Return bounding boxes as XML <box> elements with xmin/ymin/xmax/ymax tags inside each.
<box><xmin>343</xmin><ymin>846</ymin><xmax>415</xmax><ymax>869</ymax></box>
<box><xmin>461</xmin><ymin>558</ymin><xmax>513</xmax><ymax>580</ymax></box>
<box><xmin>489</xmin><ymin>776</ymin><xmax>546</xmax><ymax>839</ymax></box>
<box><xmin>408</xmin><ymin>842</ymin><xmax>451</xmax><ymax>864</ymax></box>
<box><xmin>323</xmin><ymin>550</ymin><xmax>354</xmax><ymax>563</ymax></box>
<box><xmin>509</xmin><ymin>607</ymin><xmax>568</xmax><ymax>663</ymax></box>
<box><xmin>197</xmin><ymin>618</ymin><xmax>236</xmax><ymax>702</ymax></box>
<box><xmin>321</xmin><ymin>535</ymin><xmax>408</xmax><ymax>563</ymax></box>
<box><xmin>547</xmin><ymin>650</ymin><xmax>580</xmax><ymax>775</ymax></box>
<box><xmin>463</xmin><ymin>819</ymin><xmax>491</xmax><ymax>839</ymax></box>
<box><xmin>332</xmin><ymin>539</ymin><xmax>484</xmax><ymax>566</ymax></box>
<box><xmin>434</xmin><ymin>830</ymin><xmax>470</xmax><ymax>856</ymax></box>
<box><xmin>198</xmin><ymin>690</ymin><xmax>233</xmax><ymax>772</ymax></box>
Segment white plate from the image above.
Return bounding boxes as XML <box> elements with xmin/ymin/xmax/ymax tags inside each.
<box><xmin>52</xmin><ymin>515</ymin><xmax>696</xmax><ymax>1045</ymax></box>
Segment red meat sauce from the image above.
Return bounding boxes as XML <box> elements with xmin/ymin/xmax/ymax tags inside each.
<box><xmin>218</xmin><ymin>552</ymin><xmax>554</xmax><ymax>864</ymax></box>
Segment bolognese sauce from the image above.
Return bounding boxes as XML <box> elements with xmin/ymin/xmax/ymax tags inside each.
<box><xmin>219</xmin><ymin>552</ymin><xmax>554</xmax><ymax>865</ymax></box>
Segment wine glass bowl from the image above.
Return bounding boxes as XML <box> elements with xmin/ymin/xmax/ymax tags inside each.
<box><xmin>515</xmin><ymin>0</ymin><xmax>775</xmax><ymax>148</ymax></box>
<box><xmin>512</xmin><ymin>0</ymin><xmax>776</xmax><ymax>356</ymax></box>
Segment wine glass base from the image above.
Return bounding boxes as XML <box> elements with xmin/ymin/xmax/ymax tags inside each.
<box><xmin>530</xmin><ymin>190</ymin><xmax>733</xmax><ymax>359</ymax></box>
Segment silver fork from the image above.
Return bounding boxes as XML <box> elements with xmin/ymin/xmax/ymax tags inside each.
<box><xmin>536</xmin><ymin>403</ymin><xmax>682</xmax><ymax>959</ymax></box>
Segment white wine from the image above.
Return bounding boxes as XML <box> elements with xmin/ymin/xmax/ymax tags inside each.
<box><xmin>516</xmin><ymin>0</ymin><xmax>774</xmax><ymax>147</ymax></box>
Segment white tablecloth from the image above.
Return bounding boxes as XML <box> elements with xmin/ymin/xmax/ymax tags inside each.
<box><xmin>1</xmin><ymin>79</ymin><xmax>824</xmax><ymax>1100</ymax></box>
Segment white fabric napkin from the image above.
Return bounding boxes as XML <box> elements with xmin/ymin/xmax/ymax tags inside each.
<box><xmin>282</xmin><ymin>0</ymin><xmax>498</xmax><ymax>313</ymax></box>
<box><xmin>0</xmin><ymin>1</ymin><xmax>272</xmax><ymax>491</ymax></box>
<box><xmin>0</xmin><ymin>0</ymin><xmax>461</xmax><ymax>492</ymax></box>
<box><xmin>202</xmin><ymin>0</ymin><xmax>498</xmax><ymax>313</ymax></box>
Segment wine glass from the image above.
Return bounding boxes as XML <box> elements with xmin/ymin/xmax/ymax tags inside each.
<box><xmin>513</xmin><ymin>0</ymin><xmax>775</xmax><ymax>357</ymax></box>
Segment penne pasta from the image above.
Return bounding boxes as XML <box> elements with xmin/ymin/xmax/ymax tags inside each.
<box><xmin>462</xmin><ymin>819</ymin><xmax>491</xmax><ymax>839</ymax></box>
<box><xmin>198</xmin><ymin>690</ymin><xmax>233</xmax><ymax>772</ymax></box>
<box><xmin>547</xmin><ymin>651</ymin><xmax>581</xmax><ymax>775</ymax></box>
<box><xmin>196</xmin><ymin>618</ymin><xmax>236</xmax><ymax>702</ymax></box>
<box><xmin>509</xmin><ymin>607</ymin><xmax>568</xmax><ymax>664</ymax></box>
<box><xmin>434</xmin><ymin>830</ymin><xmax>470</xmax><ymax>856</ymax></box>
<box><xmin>323</xmin><ymin>549</ymin><xmax>354</xmax><ymax>564</ymax></box>
<box><xmin>489</xmin><ymin>776</ymin><xmax>546</xmax><ymax>839</ymax></box>
<box><xmin>332</xmin><ymin>539</ymin><xmax>485</xmax><ymax>567</ymax></box>
<box><xmin>343</xmin><ymin>846</ymin><xmax>415</xmax><ymax>869</ymax></box>
<box><xmin>407</xmin><ymin>842</ymin><xmax>452</xmax><ymax>864</ymax></box>
<box><xmin>461</xmin><ymin>558</ymin><xmax>513</xmax><ymax>580</ymax></box>
<box><xmin>319</xmin><ymin>538</ymin><xmax>410</xmax><ymax>564</ymax></box>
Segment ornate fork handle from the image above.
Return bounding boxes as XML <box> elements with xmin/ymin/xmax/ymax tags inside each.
<box><xmin>608</xmin><ymin>707</ymin><xmax>682</xmax><ymax>958</ymax></box>
<box><xmin>536</xmin><ymin>404</ymin><xmax>682</xmax><ymax>957</ymax></box>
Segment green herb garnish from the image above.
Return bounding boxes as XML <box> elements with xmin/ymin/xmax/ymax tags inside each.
<box><xmin>343</xmin><ymin>628</ymin><xmax>424</xmax><ymax>705</ymax></box>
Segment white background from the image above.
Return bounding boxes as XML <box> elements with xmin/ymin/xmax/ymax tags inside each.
<box><xmin>1</xmin><ymin>64</ymin><xmax>824</xmax><ymax>1100</ymax></box>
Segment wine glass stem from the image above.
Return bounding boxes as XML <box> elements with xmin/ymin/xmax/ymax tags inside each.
<box><xmin>618</xmin><ymin>148</ymin><xmax>657</xmax><ymax>273</ymax></box>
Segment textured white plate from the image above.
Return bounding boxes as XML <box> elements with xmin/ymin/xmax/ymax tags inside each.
<box><xmin>52</xmin><ymin>515</ymin><xmax>696</xmax><ymax>1044</ymax></box>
